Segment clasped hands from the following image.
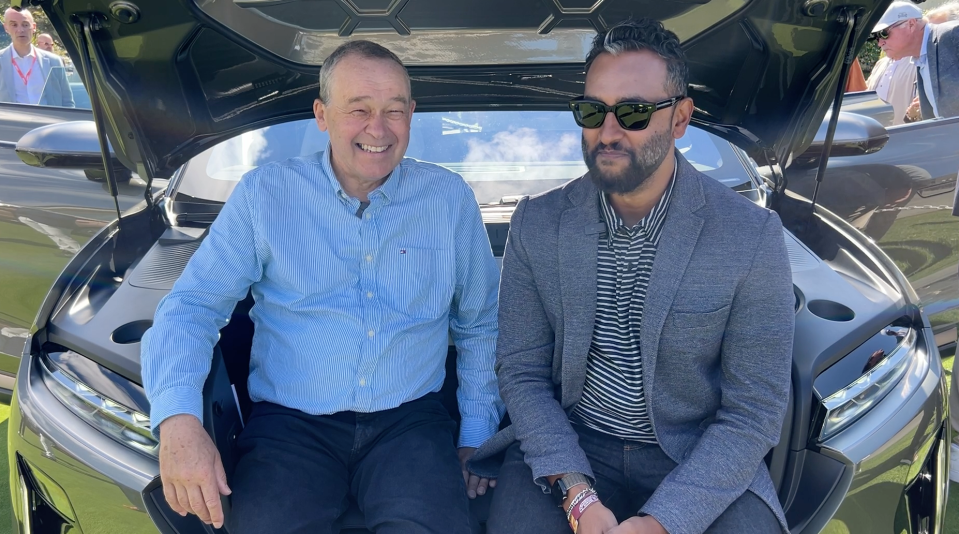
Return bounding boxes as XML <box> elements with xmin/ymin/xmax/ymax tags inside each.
<box><xmin>573</xmin><ymin>501</ymin><xmax>668</xmax><ymax>534</ymax></box>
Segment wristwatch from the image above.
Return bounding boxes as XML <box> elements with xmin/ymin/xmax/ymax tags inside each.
<box><xmin>550</xmin><ymin>473</ymin><xmax>591</xmax><ymax>507</ymax></box>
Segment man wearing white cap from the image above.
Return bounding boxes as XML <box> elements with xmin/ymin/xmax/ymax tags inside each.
<box><xmin>872</xmin><ymin>1</ymin><xmax>959</xmax><ymax>122</ymax></box>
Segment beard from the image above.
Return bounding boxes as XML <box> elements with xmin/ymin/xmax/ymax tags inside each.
<box><xmin>583</xmin><ymin>127</ymin><xmax>674</xmax><ymax>195</ymax></box>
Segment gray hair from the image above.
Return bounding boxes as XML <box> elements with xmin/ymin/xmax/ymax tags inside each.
<box><xmin>585</xmin><ymin>19</ymin><xmax>688</xmax><ymax>97</ymax></box>
<box><xmin>318</xmin><ymin>40</ymin><xmax>408</xmax><ymax>103</ymax></box>
<box><xmin>927</xmin><ymin>1</ymin><xmax>959</xmax><ymax>22</ymax></box>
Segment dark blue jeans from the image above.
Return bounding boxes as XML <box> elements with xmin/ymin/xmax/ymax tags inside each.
<box><xmin>486</xmin><ymin>423</ymin><xmax>781</xmax><ymax>533</ymax></box>
<box><xmin>227</xmin><ymin>393</ymin><xmax>473</xmax><ymax>534</ymax></box>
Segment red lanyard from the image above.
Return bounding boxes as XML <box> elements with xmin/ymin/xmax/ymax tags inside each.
<box><xmin>11</xmin><ymin>54</ymin><xmax>37</xmax><ymax>87</ymax></box>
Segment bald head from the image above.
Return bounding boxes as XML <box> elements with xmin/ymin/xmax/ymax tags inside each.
<box><xmin>36</xmin><ymin>33</ymin><xmax>54</xmax><ymax>52</ymax></box>
<box><xmin>3</xmin><ymin>8</ymin><xmax>34</xmax><ymax>25</ymax></box>
<box><xmin>3</xmin><ymin>8</ymin><xmax>36</xmax><ymax>55</ymax></box>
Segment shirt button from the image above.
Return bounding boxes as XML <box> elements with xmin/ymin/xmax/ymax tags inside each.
<box><xmin>368</xmin><ymin>330</ymin><xmax>374</xmax><ymax>338</ymax></box>
<box><xmin>359</xmin><ymin>377</ymin><xmax>367</xmax><ymax>387</ymax></box>
<box><xmin>366</xmin><ymin>213</ymin><xmax>372</xmax><ymax>219</ymax></box>
<box><xmin>367</xmin><ymin>291</ymin><xmax>374</xmax><ymax>299</ymax></box>
<box><xmin>365</xmin><ymin>254</ymin><xmax>373</xmax><ymax>262</ymax></box>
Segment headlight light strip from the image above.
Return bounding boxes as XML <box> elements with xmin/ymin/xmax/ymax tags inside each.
<box><xmin>819</xmin><ymin>326</ymin><xmax>919</xmax><ymax>440</ymax></box>
<box><xmin>37</xmin><ymin>354</ymin><xmax>158</xmax><ymax>457</ymax></box>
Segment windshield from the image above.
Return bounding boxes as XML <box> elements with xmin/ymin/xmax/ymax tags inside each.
<box><xmin>173</xmin><ymin>111</ymin><xmax>758</xmax><ymax>206</ymax></box>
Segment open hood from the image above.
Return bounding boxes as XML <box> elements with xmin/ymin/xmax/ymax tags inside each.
<box><xmin>40</xmin><ymin>0</ymin><xmax>891</xmax><ymax>179</ymax></box>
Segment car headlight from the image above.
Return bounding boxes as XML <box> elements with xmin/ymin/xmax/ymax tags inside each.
<box><xmin>819</xmin><ymin>326</ymin><xmax>920</xmax><ymax>441</ymax></box>
<box><xmin>38</xmin><ymin>354</ymin><xmax>158</xmax><ymax>457</ymax></box>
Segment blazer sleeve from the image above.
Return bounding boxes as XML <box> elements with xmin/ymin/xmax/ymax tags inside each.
<box><xmin>495</xmin><ymin>197</ymin><xmax>594</xmax><ymax>487</ymax></box>
<box><xmin>639</xmin><ymin>211</ymin><xmax>794</xmax><ymax>534</ymax></box>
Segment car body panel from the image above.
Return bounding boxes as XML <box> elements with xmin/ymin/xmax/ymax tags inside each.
<box><xmin>0</xmin><ymin>102</ymin><xmax>163</xmax><ymax>395</ymax></box>
<box><xmin>1</xmin><ymin>0</ymin><xmax>952</xmax><ymax>532</ymax></box>
<box><xmin>42</xmin><ymin>0</ymin><xmax>889</xmax><ymax>178</ymax></box>
<box><xmin>787</xmin><ymin>114</ymin><xmax>959</xmax><ymax>350</ymax></box>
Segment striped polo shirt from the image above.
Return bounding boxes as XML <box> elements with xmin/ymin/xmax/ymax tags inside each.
<box><xmin>572</xmin><ymin>165</ymin><xmax>676</xmax><ymax>442</ymax></box>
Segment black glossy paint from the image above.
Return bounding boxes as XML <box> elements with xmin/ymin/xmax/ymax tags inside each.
<box><xmin>787</xmin><ymin>115</ymin><xmax>959</xmax><ymax>349</ymax></box>
<box><xmin>39</xmin><ymin>0</ymin><xmax>890</xmax><ymax>178</ymax></box>
<box><xmin>0</xmin><ymin>102</ymin><xmax>165</xmax><ymax>379</ymax></box>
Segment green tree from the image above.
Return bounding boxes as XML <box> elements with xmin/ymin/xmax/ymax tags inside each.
<box><xmin>858</xmin><ymin>40</ymin><xmax>882</xmax><ymax>78</ymax></box>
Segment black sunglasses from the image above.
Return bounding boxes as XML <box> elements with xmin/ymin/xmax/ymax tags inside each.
<box><xmin>871</xmin><ymin>20</ymin><xmax>907</xmax><ymax>41</ymax></box>
<box><xmin>569</xmin><ymin>96</ymin><xmax>684</xmax><ymax>131</ymax></box>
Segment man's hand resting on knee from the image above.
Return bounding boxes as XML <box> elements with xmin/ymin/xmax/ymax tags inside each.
<box><xmin>458</xmin><ymin>447</ymin><xmax>496</xmax><ymax>499</ymax></box>
<box><xmin>159</xmin><ymin>414</ymin><xmax>232</xmax><ymax>528</ymax></box>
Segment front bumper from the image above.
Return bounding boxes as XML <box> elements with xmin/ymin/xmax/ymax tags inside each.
<box><xmin>787</xmin><ymin>326</ymin><xmax>949</xmax><ymax>534</ymax></box>
<box><xmin>8</xmin><ymin>351</ymin><xmax>163</xmax><ymax>533</ymax></box>
<box><xmin>7</xmin><ymin>327</ymin><xmax>950</xmax><ymax>533</ymax></box>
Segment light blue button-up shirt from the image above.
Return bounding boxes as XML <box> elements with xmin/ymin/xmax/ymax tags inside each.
<box><xmin>916</xmin><ymin>23</ymin><xmax>940</xmax><ymax>118</ymax></box>
<box><xmin>142</xmin><ymin>148</ymin><xmax>504</xmax><ymax>447</ymax></box>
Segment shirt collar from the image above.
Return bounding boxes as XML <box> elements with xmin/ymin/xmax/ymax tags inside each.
<box><xmin>320</xmin><ymin>143</ymin><xmax>401</xmax><ymax>205</ymax></box>
<box><xmin>12</xmin><ymin>45</ymin><xmax>36</xmax><ymax>60</ymax></box>
<box><xmin>599</xmin><ymin>156</ymin><xmax>677</xmax><ymax>247</ymax></box>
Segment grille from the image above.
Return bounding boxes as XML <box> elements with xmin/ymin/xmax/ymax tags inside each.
<box><xmin>128</xmin><ymin>240</ymin><xmax>202</xmax><ymax>290</ymax></box>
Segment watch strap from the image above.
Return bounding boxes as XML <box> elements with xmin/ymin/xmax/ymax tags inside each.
<box><xmin>557</xmin><ymin>472</ymin><xmax>592</xmax><ymax>496</ymax></box>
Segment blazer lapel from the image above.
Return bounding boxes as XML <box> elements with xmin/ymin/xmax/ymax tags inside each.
<box><xmin>558</xmin><ymin>176</ymin><xmax>601</xmax><ymax>406</ymax></box>
<box><xmin>640</xmin><ymin>152</ymin><xmax>705</xmax><ymax>394</ymax></box>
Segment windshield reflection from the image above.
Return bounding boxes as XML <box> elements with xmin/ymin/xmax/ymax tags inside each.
<box><xmin>174</xmin><ymin>111</ymin><xmax>754</xmax><ymax>206</ymax></box>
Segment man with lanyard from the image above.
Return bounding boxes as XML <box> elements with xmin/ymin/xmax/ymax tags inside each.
<box><xmin>0</xmin><ymin>8</ymin><xmax>74</xmax><ymax>108</ymax></box>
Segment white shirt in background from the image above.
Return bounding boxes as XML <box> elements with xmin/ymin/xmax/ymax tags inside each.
<box><xmin>11</xmin><ymin>45</ymin><xmax>45</xmax><ymax>105</ymax></box>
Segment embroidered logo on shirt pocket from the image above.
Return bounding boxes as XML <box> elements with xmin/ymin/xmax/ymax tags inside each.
<box><xmin>382</xmin><ymin>247</ymin><xmax>453</xmax><ymax>319</ymax></box>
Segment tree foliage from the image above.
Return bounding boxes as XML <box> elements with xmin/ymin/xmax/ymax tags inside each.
<box><xmin>858</xmin><ymin>40</ymin><xmax>883</xmax><ymax>79</ymax></box>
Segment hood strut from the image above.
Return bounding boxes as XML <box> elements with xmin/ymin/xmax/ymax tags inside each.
<box><xmin>73</xmin><ymin>13</ymin><xmax>124</xmax><ymax>226</ymax></box>
<box><xmin>810</xmin><ymin>7</ymin><xmax>862</xmax><ymax>209</ymax></box>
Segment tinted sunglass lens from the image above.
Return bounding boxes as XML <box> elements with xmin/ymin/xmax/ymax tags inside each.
<box><xmin>616</xmin><ymin>104</ymin><xmax>651</xmax><ymax>130</ymax></box>
<box><xmin>575</xmin><ymin>102</ymin><xmax>607</xmax><ymax>128</ymax></box>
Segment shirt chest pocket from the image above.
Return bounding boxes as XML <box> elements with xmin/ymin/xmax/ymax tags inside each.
<box><xmin>380</xmin><ymin>247</ymin><xmax>454</xmax><ymax>319</ymax></box>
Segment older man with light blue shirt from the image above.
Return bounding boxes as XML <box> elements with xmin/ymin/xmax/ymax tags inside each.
<box><xmin>141</xmin><ymin>40</ymin><xmax>502</xmax><ymax>534</ymax></box>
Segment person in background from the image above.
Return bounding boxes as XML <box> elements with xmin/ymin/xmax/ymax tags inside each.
<box><xmin>845</xmin><ymin>58</ymin><xmax>867</xmax><ymax>92</ymax></box>
<box><xmin>927</xmin><ymin>0</ymin><xmax>959</xmax><ymax>25</ymax></box>
<box><xmin>36</xmin><ymin>33</ymin><xmax>54</xmax><ymax>53</ymax></box>
<box><xmin>865</xmin><ymin>53</ymin><xmax>916</xmax><ymax>126</ymax></box>
<box><xmin>872</xmin><ymin>1</ymin><xmax>959</xmax><ymax>122</ymax></box>
<box><xmin>0</xmin><ymin>8</ymin><xmax>73</xmax><ymax>107</ymax></box>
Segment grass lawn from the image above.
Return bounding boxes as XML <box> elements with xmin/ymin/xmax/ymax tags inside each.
<box><xmin>879</xmin><ymin>210</ymin><xmax>959</xmax><ymax>282</ymax></box>
<box><xmin>0</xmin><ymin>403</ymin><xmax>11</xmax><ymax>532</ymax></box>
<box><xmin>0</xmin><ymin>364</ymin><xmax>956</xmax><ymax>532</ymax></box>
<box><xmin>944</xmin><ymin>351</ymin><xmax>958</xmax><ymax>534</ymax></box>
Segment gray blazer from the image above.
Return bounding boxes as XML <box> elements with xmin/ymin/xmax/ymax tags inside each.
<box><xmin>917</xmin><ymin>21</ymin><xmax>959</xmax><ymax>120</ymax></box>
<box><xmin>0</xmin><ymin>45</ymin><xmax>75</xmax><ymax>108</ymax></box>
<box><xmin>471</xmin><ymin>153</ymin><xmax>794</xmax><ymax>534</ymax></box>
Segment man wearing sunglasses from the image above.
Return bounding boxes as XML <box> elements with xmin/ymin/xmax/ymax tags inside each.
<box><xmin>871</xmin><ymin>1</ymin><xmax>959</xmax><ymax>123</ymax></box>
<box><xmin>475</xmin><ymin>18</ymin><xmax>793</xmax><ymax>534</ymax></box>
